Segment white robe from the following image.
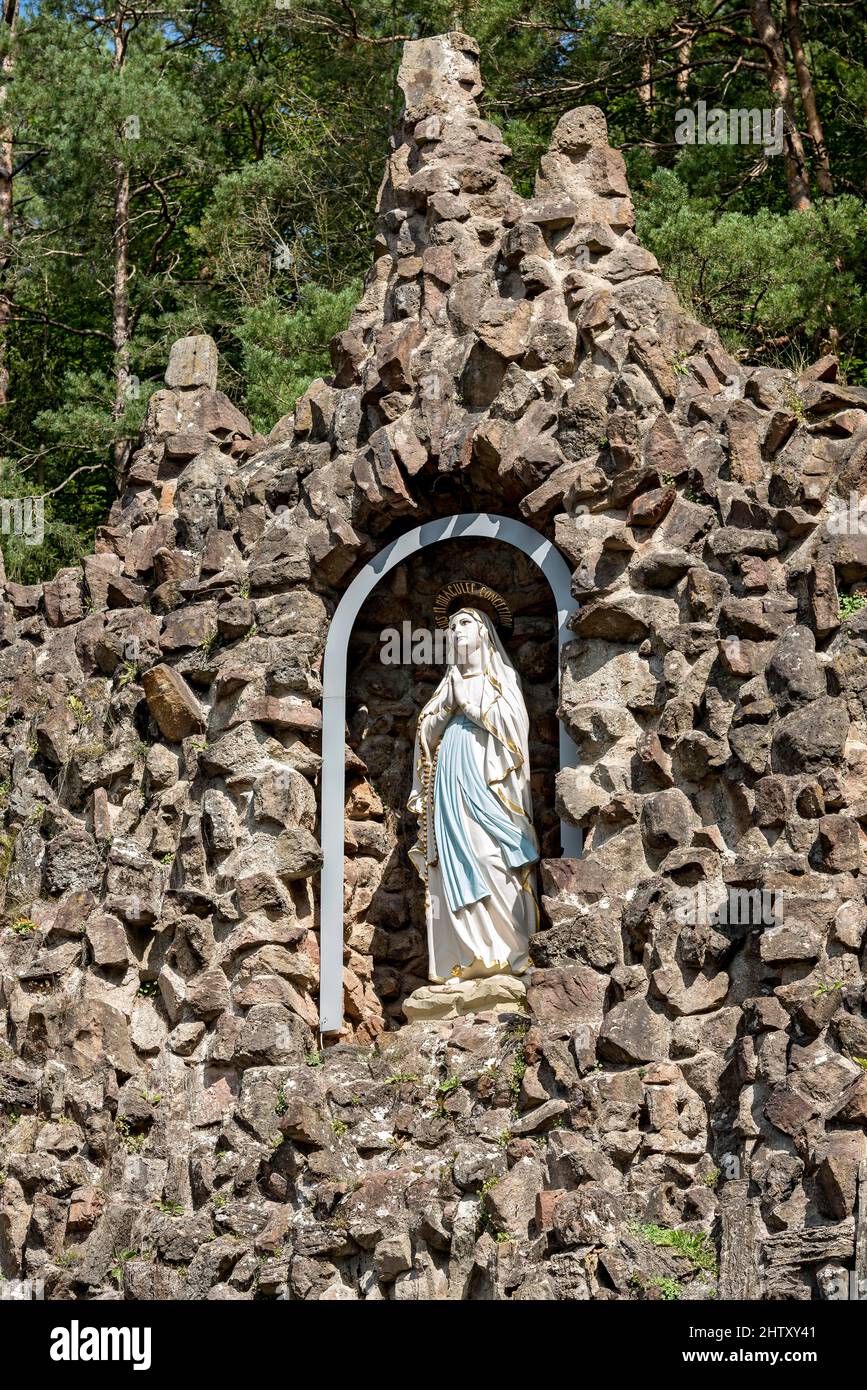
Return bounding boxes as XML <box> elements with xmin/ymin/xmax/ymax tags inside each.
<box><xmin>408</xmin><ymin>655</ymin><xmax>539</xmax><ymax>981</ymax></box>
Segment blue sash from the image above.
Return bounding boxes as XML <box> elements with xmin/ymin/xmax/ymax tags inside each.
<box><xmin>434</xmin><ymin>712</ymin><xmax>538</xmax><ymax>913</ymax></box>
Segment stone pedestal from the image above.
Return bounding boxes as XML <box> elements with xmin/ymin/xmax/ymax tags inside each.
<box><xmin>401</xmin><ymin>973</ymin><xmax>528</xmax><ymax>1022</ymax></box>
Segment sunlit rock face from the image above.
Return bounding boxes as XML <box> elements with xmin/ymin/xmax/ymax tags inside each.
<box><xmin>2</xmin><ymin>30</ymin><xmax>867</xmax><ymax>1301</ymax></box>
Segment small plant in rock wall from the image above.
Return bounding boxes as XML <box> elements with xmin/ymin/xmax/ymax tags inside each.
<box><xmin>839</xmin><ymin>593</ymin><xmax>867</xmax><ymax>620</ymax></box>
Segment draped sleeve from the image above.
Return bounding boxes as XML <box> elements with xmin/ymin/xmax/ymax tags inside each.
<box><xmin>458</xmin><ymin>668</ymin><xmax>536</xmax><ymax>831</ymax></box>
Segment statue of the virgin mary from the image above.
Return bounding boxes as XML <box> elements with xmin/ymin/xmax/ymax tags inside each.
<box><xmin>408</xmin><ymin>582</ymin><xmax>539</xmax><ymax>983</ymax></box>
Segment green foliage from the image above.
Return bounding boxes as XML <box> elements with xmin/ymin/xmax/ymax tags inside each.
<box><xmin>637</xmin><ymin>173</ymin><xmax>867</xmax><ymax>373</ymax></box>
<box><xmin>632</xmin><ymin>1222</ymin><xmax>719</xmax><ymax>1277</ymax></box>
<box><xmin>153</xmin><ymin>1199</ymin><xmax>184</xmax><ymax>1217</ymax></box>
<box><xmin>478</xmin><ymin>1173</ymin><xmax>504</xmax><ymax>1234</ymax></box>
<box><xmin>109</xmin><ymin>1248</ymin><xmax>140</xmax><ymax>1287</ymax></box>
<box><xmin>2</xmin><ymin>0</ymin><xmax>866</xmax><ymax>576</ymax></box>
<box><xmin>0</xmin><ymin>832</ymin><xmax>15</xmax><ymax>882</ymax></box>
<box><xmin>236</xmin><ymin>283</ymin><xmax>360</xmax><ymax>430</ymax></box>
<box><xmin>436</xmin><ymin>1075</ymin><xmax>462</xmax><ymax>1097</ymax></box>
<box><xmin>479</xmin><ymin>1174</ymin><xmax>500</xmax><ymax>1210</ymax></box>
<box><xmin>649</xmin><ymin>1275</ymin><xmax>681</xmax><ymax>1300</ymax></box>
<box><xmin>839</xmin><ymin>594</ymin><xmax>867</xmax><ymax>620</ymax></box>
<box><xmin>10</xmin><ymin>917</ymin><xmax>38</xmax><ymax>935</ymax></box>
<box><xmin>813</xmin><ymin>978</ymin><xmax>844</xmax><ymax>997</ymax></box>
<box><xmin>435</xmin><ymin>1073</ymin><xmax>462</xmax><ymax>1115</ymax></box>
<box><xmin>0</xmin><ymin>460</ymin><xmax>91</xmax><ymax>584</ymax></box>
<box><xmin>115</xmin><ymin>1118</ymin><xmax>148</xmax><ymax>1154</ymax></box>
<box><xmin>510</xmin><ymin>1046</ymin><xmax>526</xmax><ymax>1099</ymax></box>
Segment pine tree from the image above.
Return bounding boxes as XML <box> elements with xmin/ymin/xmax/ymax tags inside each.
<box><xmin>1</xmin><ymin>0</ymin><xmax>865</xmax><ymax>581</ymax></box>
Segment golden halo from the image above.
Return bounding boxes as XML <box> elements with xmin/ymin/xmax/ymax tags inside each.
<box><xmin>433</xmin><ymin>580</ymin><xmax>513</xmax><ymax>636</ymax></box>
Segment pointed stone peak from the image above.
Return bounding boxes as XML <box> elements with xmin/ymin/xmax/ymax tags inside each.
<box><xmin>397</xmin><ymin>31</ymin><xmax>482</xmax><ymax>124</ymax></box>
<box><xmin>536</xmin><ymin>105</ymin><xmax>636</xmax><ymax>232</ymax></box>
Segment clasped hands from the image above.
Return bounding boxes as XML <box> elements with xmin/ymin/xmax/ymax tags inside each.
<box><xmin>443</xmin><ymin>665</ymin><xmax>481</xmax><ymax>720</ymax></box>
<box><xmin>420</xmin><ymin>667</ymin><xmax>483</xmax><ymax>760</ymax></box>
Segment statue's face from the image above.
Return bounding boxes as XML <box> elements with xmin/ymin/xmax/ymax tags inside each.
<box><xmin>448</xmin><ymin>608</ymin><xmax>483</xmax><ymax>663</ymax></box>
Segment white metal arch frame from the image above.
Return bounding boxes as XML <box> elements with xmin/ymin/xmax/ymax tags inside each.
<box><xmin>319</xmin><ymin>512</ymin><xmax>580</xmax><ymax>1034</ymax></box>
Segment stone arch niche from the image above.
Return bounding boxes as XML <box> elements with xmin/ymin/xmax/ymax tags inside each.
<box><xmin>319</xmin><ymin>512</ymin><xmax>580</xmax><ymax>1033</ymax></box>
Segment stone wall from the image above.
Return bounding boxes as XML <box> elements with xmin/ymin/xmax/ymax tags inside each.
<box><xmin>1</xmin><ymin>30</ymin><xmax>866</xmax><ymax>1300</ymax></box>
